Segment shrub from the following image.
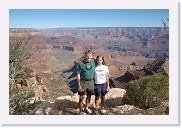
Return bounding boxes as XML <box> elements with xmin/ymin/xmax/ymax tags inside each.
<box><xmin>143</xmin><ymin>58</ymin><xmax>167</xmax><ymax>75</ymax></box>
<box><xmin>9</xmin><ymin>39</ymin><xmax>42</xmax><ymax>115</ymax></box>
<box><xmin>35</xmin><ymin>74</ymin><xmax>42</xmax><ymax>84</ymax></box>
<box><xmin>9</xmin><ymin>86</ymin><xmax>42</xmax><ymax>115</ymax></box>
<box><xmin>123</xmin><ymin>74</ymin><xmax>169</xmax><ymax>109</ymax></box>
<box><xmin>9</xmin><ymin>39</ymin><xmax>32</xmax><ymax>85</ymax></box>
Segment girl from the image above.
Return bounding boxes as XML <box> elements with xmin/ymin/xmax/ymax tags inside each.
<box><xmin>94</xmin><ymin>55</ymin><xmax>110</xmax><ymax>114</ymax></box>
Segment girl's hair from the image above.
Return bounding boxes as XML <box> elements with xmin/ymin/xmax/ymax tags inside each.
<box><xmin>96</xmin><ymin>55</ymin><xmax>106</xmax><ymax>65</ymax></box>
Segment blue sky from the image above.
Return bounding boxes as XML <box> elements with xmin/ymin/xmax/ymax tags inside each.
<box><xmin>9</xmin><ymin>9</ymin><xmax>169</xmax><ymax>28</ymax></box>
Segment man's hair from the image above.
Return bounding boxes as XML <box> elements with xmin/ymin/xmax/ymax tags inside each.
<box><xmin>84</xmin><ymin>50</ymin><xmax>92</xmax><ymax>55</ymax></box>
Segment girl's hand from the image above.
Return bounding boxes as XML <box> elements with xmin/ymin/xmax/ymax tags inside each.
<box><xmin>106</xmin><ymin>86</ymin><xmax>110</xmax><ymax>91</ymax></box>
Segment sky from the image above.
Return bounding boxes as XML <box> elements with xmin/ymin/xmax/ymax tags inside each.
<box><xmin>9</xmin><ymin>9</ymin><xmax>169</xmax><ymax>28</ymax></box>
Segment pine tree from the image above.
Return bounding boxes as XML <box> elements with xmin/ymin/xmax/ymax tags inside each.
<box><xmin>9</xmin><ymin>39</ymin><xmax>32</xmax><ymax>87</ymax></box>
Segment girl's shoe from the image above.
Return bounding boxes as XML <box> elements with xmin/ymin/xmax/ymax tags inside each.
<box><xmin>93</xmin><ymin>108</ymin><xmax>99</xmax><ymax>115</ymax></box>
<box><xmin>79</xmin><ymin>112</ymin><xmax>83</xmax><ymax>115</ymax></box>
<box><xmin>100</xmin><ymin>107</ymin><xmax>107</xmax><ymax>115</ymax></box>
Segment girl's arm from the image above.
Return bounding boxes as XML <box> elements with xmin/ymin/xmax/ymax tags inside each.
<box><xmin>106</xmin><ymin>73</ymin><xmax>110</xmax><ymax>90</ymax></box>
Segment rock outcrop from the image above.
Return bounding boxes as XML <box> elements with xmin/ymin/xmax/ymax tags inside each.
<box><xmin>16</xmin><ymin>71</ymin><xmax>49</xmax><ymax>101</ymax></box>
<box><xmin>116</xmin><ymin>58</ymin><xmax>169</xmax><ymax>84</ymax></box>
<box><xmin>34</xmin><ymin>88</ymin><xmax>145</xmax><ymax>115</ymax></box>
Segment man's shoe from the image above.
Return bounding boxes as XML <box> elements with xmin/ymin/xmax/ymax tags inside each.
<box><xmin>84</xmin><ymin>108</ymin><xmax>92</xmax><ymax>114</ymax></box>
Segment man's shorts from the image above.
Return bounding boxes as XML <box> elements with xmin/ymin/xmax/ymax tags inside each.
<box><xmin>94</xmin><ymin>82</ymin><xmax>107</xmax><ymax>97</ymax></box>
<box><xmin>78</xmin><ymin>79</ymin><xmax>94</xmax><ymax>96</ymax></box>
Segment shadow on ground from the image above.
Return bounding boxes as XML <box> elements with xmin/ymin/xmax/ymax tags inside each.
<box><xmin>105</xmin><ymin>97</ymin><xmax>124</xmax><ymax>108</ymax></box>
<box><xmin>43</xmin><ymin>99</ymin><xmax>79</xmax><ymax>115</ymax></box>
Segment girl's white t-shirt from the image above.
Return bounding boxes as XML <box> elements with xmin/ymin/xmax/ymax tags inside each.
<box><xmin>94</xmin><ymin>65</ymin><xmax>109</xmax><ymax>84</ymax></box>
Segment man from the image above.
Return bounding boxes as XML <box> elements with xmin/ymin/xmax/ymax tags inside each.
<box><xmin>77</xmin><ymin>50</ymin><xmax>96</xmax><ymax>115</ymax></box>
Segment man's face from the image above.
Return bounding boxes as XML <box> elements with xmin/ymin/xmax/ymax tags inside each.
<box><xmin>84</xmin><ymin>53</ymin><xmax>92</xmax><ymax>62</ymax></box>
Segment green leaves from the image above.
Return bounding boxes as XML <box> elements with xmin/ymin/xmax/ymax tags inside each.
<box><xmin>10</xmin><ymin>39</ymin><xmax>31</xmax><ymax>64</ymax></box>
<box><xmin>9</xmin><ymin>39</ymin><xmax>42</xmax><ymax>115</ymax></box>
<box><xmin>123</xmin><ymin>74</ymin><xmax>169</xmax><ymax>109</ymax></box>
<box><xmin>9</xmin><ymin>39</ymin><xmax>32</xmax><ymax>82</ymax></box>
<box><xmin>161</xmin><ymin>18</ymin><xmax>169</xmax><ymax>32</ymax></box>
<box><xmin>9</xmin><ymin>87</ymin><xmax>42</xmax><ymax>115</ymax></box>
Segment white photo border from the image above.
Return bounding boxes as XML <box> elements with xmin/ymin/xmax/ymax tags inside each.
<box><xmin>0</xmin><ymin>0</ymin><xmax>179</xmax><ymax>125</ymax></box>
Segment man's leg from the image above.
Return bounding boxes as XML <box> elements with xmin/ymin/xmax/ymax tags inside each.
<box><xmin>84</xmin><ymin>81</ymin><xmax>94</xmax><ymax>114</ymax></box>
<box><xmin>79</xmin><ymin>95</ymin><xmax>85</xmax><ymax>114</ymax></box>
<box><xmin>84</xmin><ymin>93</ymin><xmax>93</xmax><ymax>114</ymax></box>
<box><xmin>85</xmin><ymin>93</ymin><xmax>91</xmax><ymax>108</ymax></box>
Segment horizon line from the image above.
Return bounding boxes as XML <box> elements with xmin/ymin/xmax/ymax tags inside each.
<box><xmin>9</xmin><ymin>26</ymin><xmax>165</xmax><ymax>29</ymax></box>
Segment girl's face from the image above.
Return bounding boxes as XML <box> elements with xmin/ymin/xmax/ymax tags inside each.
<box><xmin>97</xmin><ymin>57</ymin><xmax>103</xmax><ymax>65</ymax></box>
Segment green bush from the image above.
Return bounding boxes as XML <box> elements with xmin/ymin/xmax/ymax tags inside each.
<box><xmin>143</xmin><ymin>58</ymin><xmax>167</xmax><ymax>75</ymax></box>
<box><xmin>9</xmin><ymin>39</ymin><xmax>32</xmax><ymax>85</ymax></box>
<box><xmin>123</xmin><ymin>74</ymin><xmax>169</xmax><ymax>109</ymax></box>
<box><xmin>35</xmin><ymin>74</ymin><xmax>42</xmax><ymax>84</ymax></box>
<box><xmin>9</xmin><ymin>86</ymin><xmax>42</xmax><ymax>115</ymax></box>
<box><xmin>9</xmin><ymin>39</ymin><xmax>42</xmax><ymax>115</ymax></box>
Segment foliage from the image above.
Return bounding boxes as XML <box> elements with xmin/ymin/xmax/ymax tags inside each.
<box><xmin>35</xmin><ymin>74</ymin><xmax>42</xmax><ymax>84</ymax></box>
<box><xmin>161</xmin><ymin>18</ymin><xmax>169</xmax><ymax>31</ymax></box>
<box><xmin>9</xmin><ymin>39</ymin><xmax>32</xmax><ymax>85</ymax></box>
<box><xmin>123</xmin><ymin>74</ymin><xmax>169</xmax><ymax>109</ymax></box>
<box><xmin>145</xmin><ymin>101</ymin><xmax>169</xmax><ymax>115</ymax></box>
<box><xmin>15</xmin><ymin>67</ymin><xmax>33</xmax><ymax>80</ymax></box>
<box><xmin>9</xmin><ymin>86</ymin><xmax>42</xmax><ymax>115</ymax></box>
<box><xmin>9</xmin><ymin>39</ymin><xmax>42</xmax><ymax>115</ymax></box>
<box><xmin>143</xmin><ymin>58</ymin><xmax>167</xmax><ymax>75</ymax></box>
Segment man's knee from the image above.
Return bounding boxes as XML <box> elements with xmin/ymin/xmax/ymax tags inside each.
<box><xmin>95</xmin><ymin>96</ymin><xmax>100</xmax><ymax>100</ymax></box>
<box><xmin>78</xmin><ymin>91</ymin><xmax>85</xmax><ymax>96</ymax></box>
<box><xmin>86</xmin><ymin>88</ymin><xmax>94</xmax><ymax>95</ymax></box>
<box><xmin>86</xmin><ymin>93</ymin><xmax>91</xmax><ymax>97</ymax></box>
<box><xmin>79</xmin><ymin>96</ymin><xmax>85</xmax><ymax>102</ymax></box>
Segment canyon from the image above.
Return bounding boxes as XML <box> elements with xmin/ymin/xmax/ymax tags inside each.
<box><xmin>9</xmin><ymin>27</ymin><xmax>169</xmax><ymax>100</ymax></box>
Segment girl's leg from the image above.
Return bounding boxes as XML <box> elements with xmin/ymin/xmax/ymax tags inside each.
<box><xmin>94</xmin><ymin>96</ymin><xmax>100</xmax><ymax>114</ymax></box>
<box><xmin>101</xmin><ymin>95</ymin><xmax>105</xmax><ymax>109</ymax></box>
<box><xmin>95</xmin><ymin>96</ymin><xmax>100</xmax><ymax>109</ymax></box>
<box><xmin>100</xmin><ymin>95</ymin><xmax>107</xmax><ymax>115</ymax></box>
<box><xmin>101</xmin><ymin>82</ymin><xmax>107</xmax><ymax>109</ymax></box>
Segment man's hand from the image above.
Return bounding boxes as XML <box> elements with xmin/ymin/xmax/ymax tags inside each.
<box><xmin>77</xmin><ymin>74</ymin><xmax>82</xmax><ymax>92</ymax></box>
<box><xmin>78</xmin><ymin>85</ymin><xmax>82</xmax><ymax>92</ymax></box>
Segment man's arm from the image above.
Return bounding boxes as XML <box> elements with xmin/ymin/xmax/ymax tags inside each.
<box><xmin>77</xmin><ymin>73</ymin><xmax>82</xmax><ymax>92</ymax></box>
<box><xmin>91</xmin><ymin>56</ymin><xmax>96</xmax><ymax>59</ymax></box>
